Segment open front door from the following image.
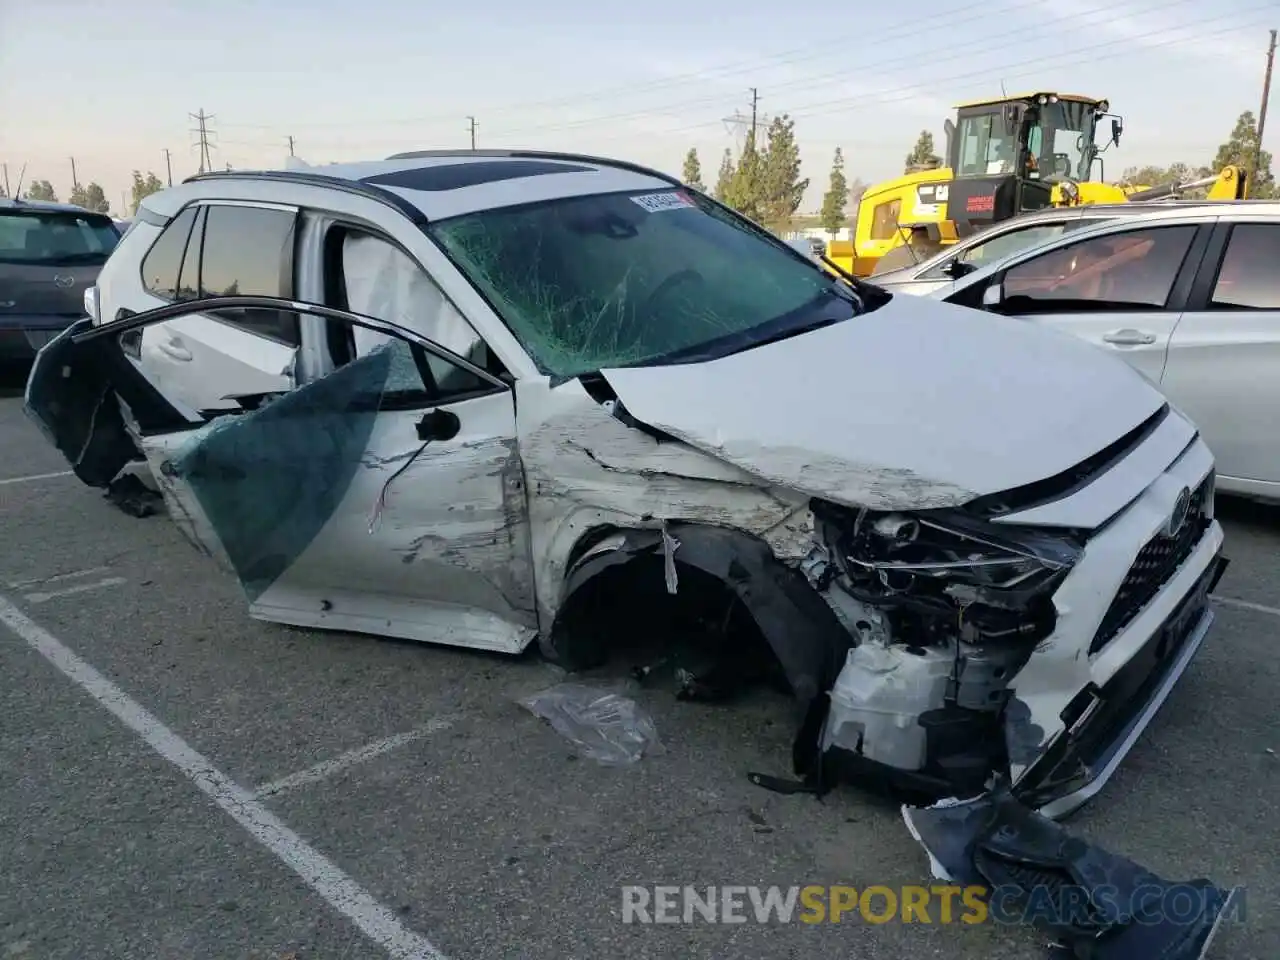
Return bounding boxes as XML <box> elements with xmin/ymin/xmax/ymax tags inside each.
<box><xmin>27</xmin><ymin>296</ymin><xmax>536</xmax><ymax>653</ymax></box>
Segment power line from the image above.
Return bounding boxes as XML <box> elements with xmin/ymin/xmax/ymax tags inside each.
<box><xmin>483</xmin><ymin>0</ymin><xmax>1260</xmax><ymax>141</ymax></box>
<box><xmin>211</xmin><ymin>0</ymin><xmax>1233</xmax><ymax>141</ymax></box>
<box><xmin>215</xmin><ymin>0</ymin><xmax>1021</xmax><ymax>133</ymax></box>
<box><xmin>549</xmin><ymin>12</ymin><xmax>1275</xmax><ymax>147</ymax></box>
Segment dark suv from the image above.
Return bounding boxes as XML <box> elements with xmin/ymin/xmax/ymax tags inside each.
<box><xmin>0</xmin><ymin>198</ymin><xmax>121</xmax><ymax>363</ymax></box>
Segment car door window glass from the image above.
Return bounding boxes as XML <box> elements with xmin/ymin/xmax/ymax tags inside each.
<box><xmin>958</xmin><ymin>223</ymin><xmax>1067</xmax><ymax>267</ymax></box>
<box><xmin>141</xmin><ymin>206</ymin><xmax>198</xmax><ymax>299</ymax></box>
<box><xmin>1210</xmin><ymin>224</ymin><xmax>1280</xmax><ymax>309</ymax></box>
<box><xmin>198</xmin><ymin>204</ymin><xmax>300</xmax><ymax>346</ymax></box>
<box><xmin>1002</xmin><ymin>225</ymin><xmax>1197</xmax><ymax>308</ymax></box>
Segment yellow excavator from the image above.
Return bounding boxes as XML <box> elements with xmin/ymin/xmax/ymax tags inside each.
<box><xmin>826</xmin><ymin>92</ymin><xmax>1249</xmax><ymax>277</ymax></box>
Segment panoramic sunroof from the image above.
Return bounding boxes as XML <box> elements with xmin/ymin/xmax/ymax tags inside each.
<box><xmin>361</xmin><ymin>160</ymin><xmax>594</xmax><ymax>192</ymax></box>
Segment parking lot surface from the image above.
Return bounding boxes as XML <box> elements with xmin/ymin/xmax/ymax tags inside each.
<box><xmin>1</xmin><ymin>374</ymin><xmax>1277</xmax><ymax>960</ymax></box>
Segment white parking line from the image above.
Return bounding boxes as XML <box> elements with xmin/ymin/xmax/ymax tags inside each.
<box><xmin>0</xmin><ymin>593</ymin><xmax>447</xmax><ymax>960</ymax></box>
<box><xmin>7</xmin><ymin>566</ymin><xmax>114</xmax><ymax>589</ymax></box>
<box><xmin>24</xmin><ymin>577</ymin><xmax>127</xmax><ymax>604</ymax></box>
<box><xmin>1212</xmin><ymin>594</ymin><xmax>1280</xmax><ymax>619</ymax></box>
<box><xmin>0</xmin><ymin>470</ymin><xmax>74</xmax><ymax>486</ymax></box>
<box><xmin>253</xmin><ymin>721</ymin><xmax>454</xmax><ymax>799</ymax></box>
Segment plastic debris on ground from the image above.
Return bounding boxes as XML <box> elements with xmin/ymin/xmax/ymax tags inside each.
<box><xmin>518</xmin><ymin>683</ymin><xmax>661</xmax><ymax>765</ymax></box>
<box><xmin>902</xmin><ymin>782</ymin><xmax>1240</xmax><ymax>960</ymax></box>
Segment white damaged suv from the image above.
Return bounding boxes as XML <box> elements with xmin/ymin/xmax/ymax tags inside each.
<box><xmin>26</xmin><ymin>150</ymin><xmax>1227</xmax><ymax>818</ymax></box>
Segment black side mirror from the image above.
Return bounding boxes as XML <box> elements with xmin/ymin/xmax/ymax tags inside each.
<box><xmin>1111</xmin><ymin>118</ymin><xmax>1123</xmax><ymax>147</ymax></box>
<box><xmin>416</xmin><ymin>408</ymin><xmax>460</xmax><ymax>442</ymax></box>
<box><xmin>943</xmin><ymin>260</ymin><xmax>975</xmax><ymax>279</ymax></box>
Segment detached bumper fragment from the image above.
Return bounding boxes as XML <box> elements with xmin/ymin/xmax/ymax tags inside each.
<box><xmin>903</xmin><ymin>785</ymin><xmax>1240</xmax><ymax>960</ymax></box>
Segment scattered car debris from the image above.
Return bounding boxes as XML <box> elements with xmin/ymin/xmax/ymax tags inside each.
<box><xmin>103</xmin><ymin>473</ymin><xmax>165</xmax><ymax>518</ymax></box>
<box><xmin>518</xmin><ymin>683</ymin><xmax>661</xmax><ymax>765</ymax></box>
<box><xmin>902</xmin><ymin>783</ymin><xmax>1240</xmax><ymax>960</ymax></box>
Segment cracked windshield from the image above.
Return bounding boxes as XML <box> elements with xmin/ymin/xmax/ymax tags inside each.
<box><xmin>430</xmin><ymin>189</ymin><xmax>850</xmax><ymax>376</ymax></box>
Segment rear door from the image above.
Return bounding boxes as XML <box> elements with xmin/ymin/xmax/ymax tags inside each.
<box><xmin>979</xmin><ymin>222</ymin><xmax>1210</xmax><ymax>384</ymax></box>
<box><xmin>130</xmin><ymin>201</ymin><xmax>299</xmax><ymax>414</ymax></box>
<box><xmin>1160</xmin><ymin>218</ymin><xmax>1280</xmax><ymax>488</ymax></box>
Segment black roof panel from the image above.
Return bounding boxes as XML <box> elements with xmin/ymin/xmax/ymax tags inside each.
<box><xmin>361</xmin><ymin>160</ymin><xmax>594</xmax><ymax>192</ymax></box>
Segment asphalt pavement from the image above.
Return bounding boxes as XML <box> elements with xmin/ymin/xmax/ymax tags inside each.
<box><xmin>1</xmin><ymin>370</ymin><xmax>1277</xmax><ymax>960</ymax></box>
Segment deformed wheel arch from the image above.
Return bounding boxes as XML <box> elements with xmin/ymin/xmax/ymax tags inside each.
<box><xmin>544</xmin><ymin>521</ymin><xmax>852</xmax><ymax>710</ymax></box>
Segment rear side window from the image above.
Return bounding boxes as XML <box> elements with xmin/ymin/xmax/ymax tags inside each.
<box><xmin>199</xmin><ymin>205</ymin><xmax>300</xmax><ymax>345</ymax></box>
<box><xmin>0</xmin><ymin>211</ymin><xmax>120</xmax><ymax>264</ymax></box>
<box><xmin>140</xmin><ymin>203</ymin><xmax>300</xmax><ymax>345</ymax></box>
<box><xmin>141</xmin><ymin>206</ymin><xmax>198</xmax><ymax>299</ymax></box>
<box><xmin>1210</xmin><ymin>224</ymin><xmax>1280</xmax><ymax>310</ymax></box>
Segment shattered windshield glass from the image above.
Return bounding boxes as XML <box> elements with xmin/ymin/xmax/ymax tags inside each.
<box><xmin>429</xmin><ymin>189</ymin><xmax>862</xmax><ymax>377</ymax></box>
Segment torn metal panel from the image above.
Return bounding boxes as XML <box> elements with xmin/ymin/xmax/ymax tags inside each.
<box><xmin>600</xmin><ymin>305</ymin><xmax>1167</xmax><ymax>512</ymax></box>
<box><xmin>513</xmin><ymin>379</ymin><xmax>811</xmax><ymax>630</ymax></box>
<box><xmin>903</xmin><ymin>787</ymin><xmax>1241</xmax><ymax>960</ymax></box>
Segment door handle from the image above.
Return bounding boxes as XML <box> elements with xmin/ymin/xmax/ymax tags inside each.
<box><xmin>158</xmin><ymin>338</ymin><xmax>193</xmax><ymax>361</ymax></box>
<box><xmin>1102</xmin><ymin>328</ymin><xmax>1157</xmax><ymax>346</ymax></box>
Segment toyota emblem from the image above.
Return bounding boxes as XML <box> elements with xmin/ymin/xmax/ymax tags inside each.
<box><xmin>1165</xmin><ymin>486</ymin><xmax>1192</xmax><ymax>538</ymax></box>
<box><xmin>53</xmin><ymin>275</ymin><xmax>75</xmax><ymax>289</ymax></box>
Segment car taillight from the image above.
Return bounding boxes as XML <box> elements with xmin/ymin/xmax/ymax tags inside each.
<box><xmin>84</xmin><ymin>285</ymin><xmax>100</xmax><ymax>323</ymax></box>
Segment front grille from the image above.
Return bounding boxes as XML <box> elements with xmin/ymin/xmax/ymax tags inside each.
<box><xmin>1089</xmin><ymin>475</ymin><xmax>1212</xmax><ymax>654</ymax></box>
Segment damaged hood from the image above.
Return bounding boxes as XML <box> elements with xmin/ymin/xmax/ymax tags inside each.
<box><xmin>601</xmin><ymin>297</ymin><xmax>1166</xmax><ymax>511</ymax></box>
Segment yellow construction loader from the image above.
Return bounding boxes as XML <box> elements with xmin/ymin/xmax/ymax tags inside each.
<box><xmin>825</xmin><ymin>92</ymin><xmax>1249</xmax><ymax>277</ymax></box>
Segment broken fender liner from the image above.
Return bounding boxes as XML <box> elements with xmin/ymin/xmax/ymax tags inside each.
<box><xmin>902</xmin><ymin>784</ymin><xmax>1240</xmax><ymax>959</ymax></box>
<box><xmin>549</xmin><ymin>523</ymin><xmax>852</xmax><ymax>775</ymax></box>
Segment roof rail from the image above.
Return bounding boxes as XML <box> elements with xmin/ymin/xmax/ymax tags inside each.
<box><xmin>383</xmin><ymin>148</ymin><xmax>683</xmax><ymax>188</ymax></box>
<box><xmin>181</xmin><ymin>169</ymin><xmax>428</xmax><ymax>224</ymax></box>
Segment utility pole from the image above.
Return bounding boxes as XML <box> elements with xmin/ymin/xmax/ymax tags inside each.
<box><xmin>163</xmin><ymin>148</ymin><xmax>173</xmax><ymax>186</ymax></box>
<box><xmin>190</xmin><ymin>109</ymin><xmax>215</xmax><ymax>173</ymax></box>
<box><xmin>69</xmin><ymin>156</ymin><xmax>78</xmax><ymax>191</ymax></box>
<box><xmin>287</xmin><ymin>135</ymin><xmax>296</xmax><ymax>157</ymax></box>
<box><xmin>1251</xmin><ymin>29</ymin><xmax>1277</xmax><ymax>199</ymax></box>
<box><xmin>121</xmin><ymin>190</ymin><xmax>128</xmax><ymax>216</ymax></box>
<box><xmin>467</xmin><ymin>116</ymin><xmax>477</xmax><ymax>149</ymax></box>
<box><xmin>2</xmin><ymin>163</ymin><xmax>8</xmax><ymax>198</ymax></box>
<box><xmin>749</xmin><ymin>88</ymin><xmax>760</xmax><ymax>141</ymax></box>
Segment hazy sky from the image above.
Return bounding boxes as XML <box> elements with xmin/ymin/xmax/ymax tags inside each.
<box><xmin>1</xmin><ymin>0</ymin><xmax>1275</xmax><ymax>217</ymax></box>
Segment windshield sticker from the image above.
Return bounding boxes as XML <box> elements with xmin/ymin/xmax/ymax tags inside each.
<box><xmin>631</xmin><ymin>191</ymin><xmax>694</xmax><ymax>213</ymax></box>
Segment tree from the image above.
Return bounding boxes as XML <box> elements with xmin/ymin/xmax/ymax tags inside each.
<box><xmin>713</xmin><ymin>148</ymin><xmax>735</xmax><ymax>202</ymax></box>
<box><xmin>904</xmin><ymin>131</ymin><xmax>942</xmax><ymax>172</ymax></box>
<box><xmin>1209</xmin><ymin>111</ymin><xmax>1274</xmax><ymax>198</ymax></box>
<box><xmin>723</xmin><ymin>132</ymin><xmax>765</xmax><ymax>222</ymax></box>
<box><xmin>69</xmin><ymin>182</ymin><xmax>89</xmax><ymax>208</ymax></box>
<box><xmin>1119</xmin><ymin>163</ymin><xmax>1206</xmax><ymax>188</ymax></box>
<box><xmin>820</xmin><ymin>148</ymin><xmax>848</xmax><ymax>235</ymax></box>
<box><xmin>681</xmin><ymin>148</ymin><xmax>705</xmax><ymax>192</ymax></box>
<box><xmin>757</xmin><ymin>115</ymin><xmax>809</xmax><ymax>233</ymax></box>
<box><xmin>25</xmin><ymin>180</ymin><xmax>57</xmax><ymax>202</ymax></box>
<box><xmin>81</xmin><ymin>182</ymin><xmax>110</xmax><ymax>213</ymax></box>
<box><xmin>130</xmin><ymin>170</ymin><xmax>166</xmax><ymax>214</ymax></box>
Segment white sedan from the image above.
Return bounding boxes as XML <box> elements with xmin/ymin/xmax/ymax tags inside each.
<box><xmin>933</xmin><ymin>201</ymin><xmax>1280</xmax><ymax>503</ymax></box>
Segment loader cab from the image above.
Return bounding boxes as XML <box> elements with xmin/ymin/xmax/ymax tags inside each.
<box><xmin>944</xmin><ymin>93</ymin><xmax>1107</xmax><ymax>238</ymax></box>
